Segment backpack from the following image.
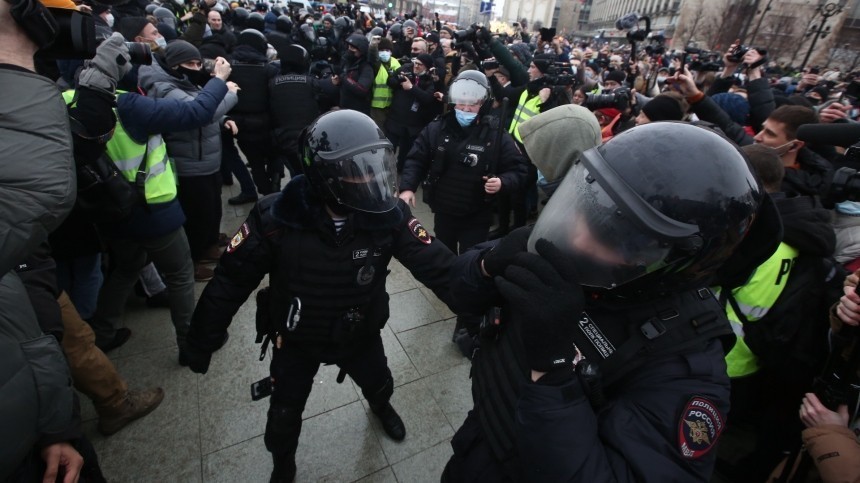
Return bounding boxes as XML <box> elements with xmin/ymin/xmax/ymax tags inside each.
<box><xmin>726</xmin><ymin>255</ymin><xmax>848</xmax><ymax>384</ymax></box>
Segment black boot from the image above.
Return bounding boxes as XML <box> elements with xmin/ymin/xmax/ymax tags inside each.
<box><xmin>370</xmin><ymin>402</ymin><xmax>406</xmax><ymax>441</ymax></box>
<box><xmin>269</xmin><ymin>452</ymin><xmax>296</xmax><ymax>483</ymax></box>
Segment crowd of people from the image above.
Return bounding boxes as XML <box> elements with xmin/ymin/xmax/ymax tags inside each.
<box><xmin>3</xmin><ymin>0</ymin><xmax>860</xmax><ymax>481</ymax></box>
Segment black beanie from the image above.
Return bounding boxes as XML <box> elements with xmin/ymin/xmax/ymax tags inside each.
<box><xmin>604</xmin><ymin>69</ymin><xmax>626</xmax><ymax>85</ymax></box>
<box><xmin>641</xmin><ymin>95</ymin><xmax>685</xmax><ymax>122</ymax></box>
<box><xmin>415</xmin><ymin>54</ymin><xmax>434</xmax><ymax>69</ymax></box>
<box><xmin>165</xmin><ymin>40</ymin><xmax>202</xmax><ymax>68</ymax></box>
<box><xmin>532</xmin><ymin>54</ymin><xmax>553</xmax><ymax>74</ymax></box>
<box><xmin>120</xmin><ymin>17</ymin><xmax>150</xmax><ymax>41</ymax></box>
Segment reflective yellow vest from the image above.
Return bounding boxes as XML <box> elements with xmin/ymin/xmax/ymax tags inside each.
<box><xmin>371</xmin><ymin>58</ymin><xmax>401</xmax><ymax>109</ymax></box>
<box><xmin>508</xmin><ymin>89</ymin><xmax>541</xmax><ymax>143</ymax></box>
<box><xmin>63</xmin><ymin>90</ymin><xmax>177</xmax><ymax>205</ymax></box>
<box><xmin>717</xmin><ymin>242</ymin><xmax>799</xmax><ymax>378</ymax></box>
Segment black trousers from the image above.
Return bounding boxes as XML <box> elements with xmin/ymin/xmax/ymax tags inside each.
<box><xmin>434</xmin><ymin>210</ymin><xmax>492</xmax><ymax>255</ymax></box>
<box><xmin>177</xmin><ymin>173</ymin><xmax>222</xmax><ymax>262</ymax></box>
<box><xmin>442</xmin><ymin>410</ymin><xmax>519</xmax><ymax>482</ymax></box>
<box><xmin>264</xmin><ymin>333</ymin><xmax>393</xmax><ymax>458</ymax></box>
<box><xmin>237</xmin><ymin>135</ymin><xmax>278</xmax><ymax>195</ymax></box>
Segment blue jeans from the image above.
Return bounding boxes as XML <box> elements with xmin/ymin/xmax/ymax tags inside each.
<box><xmin>56</xmin><ymin>253</ymin><xmax>103</xmax><ymax>321</ymax></box>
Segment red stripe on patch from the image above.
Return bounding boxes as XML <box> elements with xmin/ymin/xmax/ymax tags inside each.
<box><xmin>408</xmin><ymin>217</ymin><xmax>432</xmax><ymax>245</ymax></box>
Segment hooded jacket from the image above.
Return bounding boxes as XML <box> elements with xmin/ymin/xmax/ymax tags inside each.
<box><xmin>0</xmin><ymin>66</ymin><xmax>79</xmax><ymax>480</ymax></box>
<box><xmin>139</xmin><ymin>55</ymin><xmax>238</xmax><ymax>177</ymax></box>
<box><xmin>337</xmin><ymin>35</ymin><xmax>374</xmax><ymax>114</ymax></box>
<box><xmin>517</xmin><ymin>104</ymin><xmax>602</xmax><ymax>183</ymax></box>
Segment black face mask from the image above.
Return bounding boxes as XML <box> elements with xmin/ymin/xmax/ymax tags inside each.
<box><xmin>177</xmin><ymin>66</ymin><xmax>210</xmax><ymax>86</ymax></box>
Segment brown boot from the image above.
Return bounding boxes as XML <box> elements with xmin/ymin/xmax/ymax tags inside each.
<box><xmin>194</xmin><ymin>264</ymin><xmax>215</xmax><ymax>282</ymax></box>
<box><xmin>198</xmin><ymin>245</ymin><xmax>224</xmax><ymax>264</ymax></box>
<box><xmin>97</xmin><ymin>387</ymin><xmax>165</xmax><ymax>436</ymax></box>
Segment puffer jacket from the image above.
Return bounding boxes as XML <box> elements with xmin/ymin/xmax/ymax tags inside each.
<box><xmin>0</xmin><ymin>66</ymin><xmax>79</xmax><ymax>480</ymax></box>
<box><xmin>139</xmin><ymin>56</ymin><xmax>238</xmax><ymax>177</ymax></box>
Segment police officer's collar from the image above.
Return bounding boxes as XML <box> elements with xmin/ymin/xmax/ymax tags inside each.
<box><xmin>271</xmin><ymin>175</ymin><xmax>403</xmax><ymax>231</ymax></box>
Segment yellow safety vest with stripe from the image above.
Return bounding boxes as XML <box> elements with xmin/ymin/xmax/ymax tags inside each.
<box><xmin>371</xmin><ymin>58</ymin><xmax>401</xmax><ymax>109</ymax></box>
<box><xmin>62</xmin><ymin>90</ymin><xmax>177</xmax><ymax>205</ymax></box>
<box><xmin>717</xmin><ymin>242</ymin><xmax>799</xmax><ymax>378</ymax></box>
<box><xmin>508</xmin><ymin>89</ymin><xmax>542</xmax><ymax>143</ymax></box>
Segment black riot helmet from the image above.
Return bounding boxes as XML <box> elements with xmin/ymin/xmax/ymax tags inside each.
<box><xmin>528</xmin><ymin>122</ymin><xmax>767</xmax><ymax>295</ymax></box>
<box><xmin>275</xmin><ymin>15</ymin><xmax>292</xmax><ymax>34</ymax></box>
<box><xmin>280</xmin><ymin>44</ymin><xmax>309</xmax><ymax>72</ymax></box>
<box><xmin>388</xmin><ymin>22</ymin><xmax>402</xmax><ymax>38</ymax></box>
<box><xmin>300</xmin><ymin>110</ymin><xmax>399</xmax><ymax>213</ymax></box>
<box><xmin>232</xmin><ymin>7</ymin><xmax>249</xmax><ymax>29</ymax></box>
<box><xmin>246</xmin><ymin>12</ymin><xmax>265</xmax><ymax>31</ymax></box>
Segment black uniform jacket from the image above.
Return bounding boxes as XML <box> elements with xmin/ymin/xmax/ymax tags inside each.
<box><xmin>450</xmin><ymin>245</ymin><xmax>732</xmax><ymax>482</ymax></box>
<box><xmin>186</xmin><ymin>175</ymin><xmax>459</xmax><ymax>357</ymax></box>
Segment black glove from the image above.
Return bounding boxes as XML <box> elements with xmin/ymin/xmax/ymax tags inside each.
<box><xmin>495</xmin><ymin>238</ymin><xmax>584</xmax><ymax>373</ymax></box>
<box><xmin>78</xmin><ymin>32</ymin><xmax>132</xmax><ymax>96</ymax></box>
<box><xmin>476</xmin><ymin>27</ymin><xmax>492</xmax><ymax>46</ymax></box>
<box><xmin>481</xmin><ymin>226</ymin><xmax>531</xmax><ymax>277</ymax></box>
<box><xmin>183</xmin><ymin>343</ymin><xmax>212</xmax><ymax>374</ymax></box>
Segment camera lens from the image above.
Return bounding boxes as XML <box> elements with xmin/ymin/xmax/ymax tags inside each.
<box><xmin>124</xmin><ymin>42</ymin><xmax>152</xmax><ymax>65</ymax></box>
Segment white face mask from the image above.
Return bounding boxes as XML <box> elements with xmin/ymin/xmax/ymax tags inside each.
<box><xmin>657</xmin><ymin>76</ymin><xmax>667</xmax><ymax>83</ymax></box>
<box><xmin>175</xmin><ymin>0</ymin><xmax>184</xmax><ymax>5</ymax></box>
<box><xmin>104</xmin><ymin>13</ymin><xmax>115</xmax><ymax>28</ymax></box>
<box><xmin>155</xmin><ymin>36</ymin><xmax>167</xmax><ymax>50</ymax></box>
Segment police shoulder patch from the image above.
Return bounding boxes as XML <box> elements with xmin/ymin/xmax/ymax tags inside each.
<box><xmin>678</xmin><ymin>396</ymin><xmax>725</xmax><ymax>459</ymax></box>
<box><xmin>408</xmin><ymin>217</ymin><xmax>432</xmax><ymax>244</ymax></box>
<box><xmin>226</xmin><ymin>223</ymin><xmax>251</xmax><ymax>254</ymax></box>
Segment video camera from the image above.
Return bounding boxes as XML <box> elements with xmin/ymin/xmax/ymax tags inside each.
<box><xmin>536</xmin><ymin>62</ymin><xmax>579</xmax><ymax>88</ymax></box>
<box><xmin>584</xmin><ymin>86</ymin><xmax>631</xmax><ymax>112</ymax></box>
<box><xmin>453</xmin><ymin>23</ymin><xmax>484</xmax><ymax>45</ymax></box>
<box><xmin>813</xmin><ymin>325</ymin><xmax>860</xmax><ymax>417</ymax></box>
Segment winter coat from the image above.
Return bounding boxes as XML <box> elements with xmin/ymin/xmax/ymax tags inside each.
<box><xmin>139</xmin><ymin>56</ymin><xmax>238</xmax><ymax>177</ymax></box>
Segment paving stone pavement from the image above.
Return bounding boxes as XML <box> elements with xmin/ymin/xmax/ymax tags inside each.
<box><xmin>81</xmin><ymin>183</ymin><xmax>472</xmax><ymax>482</ymax></box>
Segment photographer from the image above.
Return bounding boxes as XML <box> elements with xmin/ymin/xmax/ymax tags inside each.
<box><xmin>707</xmin><ymin>42</ymin><xmax>775</xmax><ymax>135</ymax></box>
<box><xmin>673</xmin><ymin>65</ymin><xmax>833</xmax><ymax>197</ymax></box>
<box><xmin>385</xmin><ymin>53</ymin><xmax>443</xmax><ymax>172</ymax></box>
<box><xmin>770</xmin><ymin>270</ymin><xmax>860</xmax><ymax>482</ymax></box>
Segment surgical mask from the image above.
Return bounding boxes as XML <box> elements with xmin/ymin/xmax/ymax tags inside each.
<box><xmin>175</xmin><ymin>0</ymin><xmax>184</xmax><ymax>5</ymax></box>
<box><xmin>378</xmin><ymin>51</ymin><xmax>391</xmax><ymax>63</ymax></box>
<box><xmin>154</xmin><ymin>36</ymin><xmax>167</xmax><ymax>50</ymax></box>
<box><xmin>657</xmin><ymin>76</ymin><xmax>667</xmax><ymax>83</ymax></box>
<box><xmin>306</xmin><ymin>18</ymin><xmax>313</xmax><ymax>24</ymax></box>
<box><xmin>104</xmin><ymin>13</ymin><xmax>114</xmax><ymax>28</ymax></box>
<box><xmin>585</xmin><ymin>71</ymin><xmax>594</xmax><ymax>79</ymax></box>
<box><xmin>455</xmin><ymin>109</ymin><xmax>478</xmax><ymax>127</ymax></box>
<box><xmin>772</xmin><ymin>139</ymin><xmax>796</xmax><ymax>156</ymax></box>
<box><xmin>836</xmin><ymin>201</ymin><xmax>860</xmax><ymax>216</ymax></box>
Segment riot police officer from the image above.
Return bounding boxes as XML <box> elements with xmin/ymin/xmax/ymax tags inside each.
<box><xmin>398</xmin><ymin>70</ymin><xmax>527</xmax><ymax>255</ymax></box>
<box><xmin>228</xmin><ymin>28</ymin><xmax>279</xmax><ymax>194</ymax></box>
<box><xmin>182</xmin><ymin>110</ymin><xmax>459</xmax><ymax>482</ymax></box>
<box><xmin>268</xmin><ymin>45</ymin><xmax>332</xmax><ymax>177</ymax></box>
<box><xmin>398</xmin><ymin>70</ymin><xmax>527</xmax><ymax>352</ymax></box>
<box><xmin>442</xmin><ymin>122</ymin><xmax>783</xmax><ymax>481</ymax></box>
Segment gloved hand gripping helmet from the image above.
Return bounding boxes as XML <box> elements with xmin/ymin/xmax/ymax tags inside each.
<box><xmin>300</xmin><ymin>110</ymin><xmax>399</xmax><ymax>213</ymax></box>
<box><xmin>529</xmin><ymin>122</ymin><xmax>766</xmax><ymax>295</ymax></box>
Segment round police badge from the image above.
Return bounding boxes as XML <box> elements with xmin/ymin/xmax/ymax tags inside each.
<box><xmin>678</xmin><ymin>396</ymin><xmax>725</xmax><ymax>459</ymax></box>
<box><xmin>356</xmin><ymin>265</ymin><xmax>375</xmax><ymax>285</ymax></box>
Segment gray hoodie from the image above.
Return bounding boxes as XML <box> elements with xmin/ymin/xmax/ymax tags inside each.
<box><xmin>138</xmin><ymin>58</ymin><xmax>238</xmax><ymax>177</ymax></box>
<box><xmin>518</xmin><ymin>104</ymin><xmax>602</xmax><ymax>184</ymax></box>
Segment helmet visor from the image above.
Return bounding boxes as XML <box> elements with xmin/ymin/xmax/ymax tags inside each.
<box><xmin>448</xmin><ymin>78</ymin><xmax>488</xmax><ymax>105</ymax></box>
<box><xmin>321</xmin><ymin>146</ymin><xmax>398</xmax><ymax>213</ymax></box>
<box><xmin>528</xmin><ymin>162</ymin><xmax>686</xmax><ymax>289</ymax></box>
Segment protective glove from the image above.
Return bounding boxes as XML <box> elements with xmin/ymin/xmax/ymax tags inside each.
<box><xmin>77</xmin><ymin>32</ymin><xmax>132</xmax><ymax>96</ymax></box>
<box><xmin>481</xmin><ymin>226</ymin><xmax>531</xmax><ymax>277</ymax></box>
<box><xmin>495</xmin><ymin>238</ymin><xmax>585</xmax><ymax>373</ymax></box>
<box><xmin>182</xmin><ymin>343</ymin><xmax>212</xmax><ymax>374</ymax></box>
